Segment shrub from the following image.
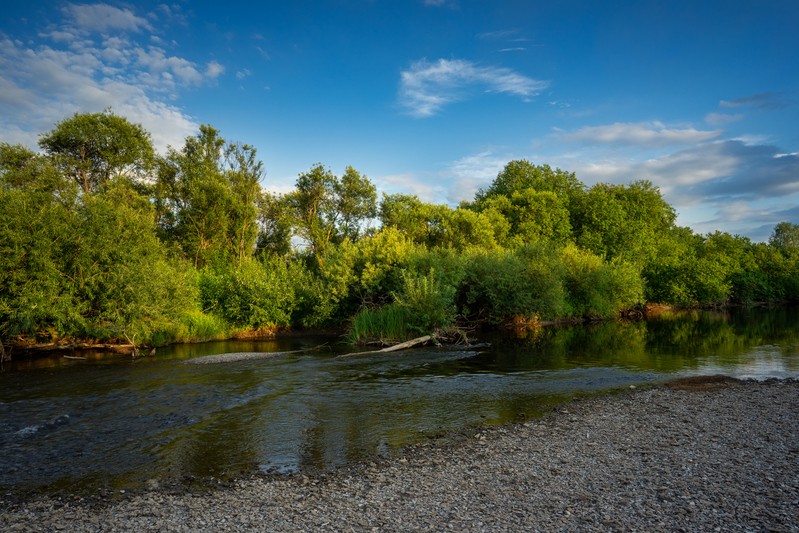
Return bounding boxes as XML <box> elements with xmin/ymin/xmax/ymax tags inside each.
<box><xmin>199</xmin><ymin>256</ymin><xmax>297</xmax><ymax>329</ymax></box>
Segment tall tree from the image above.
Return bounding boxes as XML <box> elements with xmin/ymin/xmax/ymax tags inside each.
<box><xmin>156</xmin><ymin>125</ymin><xmax>263</xmax><ymax>267</ymax></box>
<box><xmin>286</xmin><ymin>164</ymin><xmax>377</xmax><ymax>264</ymax></box>
<box><xmin>474</xmin><ymin>160</ymin><xmax>583</xmax><ymax>205</ymax></box>
<box><xmin>769</xmin><ymin>221</ymin><xmax>799</xmax><ymax>255</ymax></box>
<box><xmin>39</xmin><ymin>110</ymin><xmax>155</xmax><ymax>194</ymax></box>
<box><xmin>571</xmin><ymin>180</ymin><xmax>676</xmax><ymax>265</ymax></box>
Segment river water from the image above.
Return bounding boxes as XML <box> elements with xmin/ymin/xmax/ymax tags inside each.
<box><xmin>1</xmin><ymin>306</ymin><xmax>797</xmax><ymax>496</ymax></box>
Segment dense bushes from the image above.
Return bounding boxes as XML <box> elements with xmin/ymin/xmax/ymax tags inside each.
<box><xmin>2</xmin><ymin>115</ymin><xmax>798</xmax><ymax>348</ymax></box>
<box><xmin>198</xmin><ymin>256</ymin><xmax>298</xmax><ymax>330</ymax></box>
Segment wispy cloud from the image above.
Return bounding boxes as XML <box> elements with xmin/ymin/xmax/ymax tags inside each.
<box><xmin>422</xmin><ymin>0</ymin><xmax>456</xmax><ymax>7</ymax></box>
<box><xmin>399</xmin><ymin>58</ymin><xmax>548</xmax><ymax>117</ymax></box>
<box><xmin>376</xmin><ymin>173</ymin><xmax>447</xmax><ymax>203</ymax></box>
<box><xmin>444</xmin><ymin>150</ymin><xmax>509</xmax><ymax>203</ymax></box>
<box><xmin>720</xmin><ymin>92</ymin><xmax>789</xmax><ymax>110</ymax></box>
<box><xmin>558</xmin><ymin>121</ymin><xmax>722</xmax><ymax>147</ymax></box>
<box><xmin>705</xmin><ymin>112</ymin><xmax>743</xmax><ymax>126</ymax></box>
<box><xmin>0</xmin><ymin>2</ymin><xmax>224</xmax><ymax>151</ymax></box>
<box><xmin>478</xmin><ymin>29</ymin><xmax>520</xmax><ymax>40</ymax></box>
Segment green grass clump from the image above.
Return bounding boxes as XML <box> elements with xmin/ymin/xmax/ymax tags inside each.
<box><xmin>349</xmin><ymin>304</ymin><xmax>412</xmax><ymax>344</ymax></box>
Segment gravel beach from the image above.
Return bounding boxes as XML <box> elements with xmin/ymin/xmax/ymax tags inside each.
<box><xmin>2</xmin><ymin>378</ymin><xmax>797</xmax><ymax>532</ymax></box>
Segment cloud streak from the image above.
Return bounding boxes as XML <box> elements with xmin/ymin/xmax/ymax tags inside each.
<box><xmin>399</xmin><ymin>58</ymin><xmax>548</xmax><ymax>117</ymax></box>
<box><xmin>720</xmin><ymin>92</ymin><xmax>789</xmax><ymax>110</ymax></box>
<box><xmin>558</xmin><ymin>121</ymin><xmax>722</xmax><ymax>147</ymax></box>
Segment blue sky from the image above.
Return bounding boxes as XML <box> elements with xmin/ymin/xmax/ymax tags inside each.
<box><xmin>1</xmin><ymin>1</ymin><xmax>797</xmax><ymax>241</ymax></box>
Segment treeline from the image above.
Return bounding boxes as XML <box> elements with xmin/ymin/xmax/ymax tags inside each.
<box><xmin>1</xmin><ymin>111</ymin><xmax>798</xmax><ymax>347</ymax></box>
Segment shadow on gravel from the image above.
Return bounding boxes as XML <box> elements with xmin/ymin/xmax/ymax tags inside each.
<box><xmin>664</xmin><ymin>374</ymin><xmax>741</xmax><ymax>391</ymax></box>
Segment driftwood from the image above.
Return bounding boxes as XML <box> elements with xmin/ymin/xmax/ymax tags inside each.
<box><xmin>336</xmin><ymin>335</ymin><xmax>433</xmax><ymax>359</ymax></box>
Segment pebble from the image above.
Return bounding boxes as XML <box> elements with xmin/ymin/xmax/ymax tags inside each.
<box><xmin>1</xmin><ymin>380</ymin><xmax>798</xmax><ymax>532</ymax></box>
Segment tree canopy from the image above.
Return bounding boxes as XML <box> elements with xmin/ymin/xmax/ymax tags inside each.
<box><xmin>1</xmin><ymin>111</ymin><xmax>797</xmax><ymax>348</ymax></box>
<box><xmin>39</xmin><ymin>110</ymin><xmax>155</xmax><ymax>194</ymax></box>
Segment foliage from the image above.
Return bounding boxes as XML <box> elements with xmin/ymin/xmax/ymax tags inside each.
<box><xmin>769</xmin><ymin>221</ymin><xmax>799</xmax><ymax>256</ymax></box>
<box><xmin>350</xmin><ymin>304</ymin><xmax>412</xmax><ymax>343</ymax></box>
<box><xmin>379</xmin><ymin>193</ymin><xmax>450</xmax><ymax>247</ymax></box>
<box><xmin>285</xmin><ymin>164</ymin><xmax>377</xmax><ymax>265</ymax></box>
<box><xmin>156</xmin><ymin>125</ymin><xmax>262</xmax><ymax>267</ymax></box>
<box><xmin>459</xmin><ymin>246</ymin><xmax>568</xmax><ymax>323</ymax></box>
<box><xmin>559</xmin><ymin>245</ymin><xmax>644</xmax><ymax>318</ymax></box>
<box><xmin>474</xmin><ymin>160</ymin><xmax>582</xmax><ymax>206</ymax></box>
<box><xmin>198</xmin><ymin>256</ymin><xmax>298</xmax><ymax>329</ymax></box>
<box><xmin>393</xmin><ymin>269</ymin><xmax>458</xmax><ymax>334</ymax></box>
<box><xmin>571</xmin><ymin>180</ymin><xmax>676</xmax><ymax>266</ymax></box>
<box><xmin>0</xmin><ymin>176</ymin><xmax>197</xmax><ymax>344</ymax></box>
<box><xmin>3</xmin><ymin>111</ymin><xmax>798</xmax><ymax>349</ymax></box>
<box><xmin>256</xmin><ymin>192</ymin><xmax>293</xmax><ymax>257</ymax></box>
<box><xmin>39</xmin><ymin>110</ymin><xmax>155</xmax><ymax>194</ymax></box>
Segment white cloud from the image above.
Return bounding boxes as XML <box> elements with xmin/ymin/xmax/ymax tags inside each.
<box><xmin>0</xmin><ymin>4</ymin><xmax>227</xmax><ymax>152</ymax></box>
<box><xmin>134</xmin><ymin>46</ymin><xmax>205</xmax><ymax>87</ymax></box>
<box><xmin>375</xmin><ymin>173</ymin><xmax>447</xmax><ymax>203</ymax></box>
<box><xmin>205</xmin><ymin>61</ymin><xmax>225</xmax><ymax>79</ymax></box>
<box><xmin>399</xmin><ymin>58</ymin><xmax>548</xmax><ymax>117</ymax></box>
<box><xmin>548</xmin><ymin>138</ymin><xmax>799</xmax><ymax>240</ymax></box>
<box><xmin>444</xmin><ymin>150</ymin><xmax>509</xmax><ymax>203</ymax></box>
<box><xmin>559</xmin><ymin>121</ymin><xmax>722</xmax><ymax>147</ymax></box>
<box><xmin>62</xmin><ymin>3</ymin><xmax>152</xmax><ymax>33</ymax></box>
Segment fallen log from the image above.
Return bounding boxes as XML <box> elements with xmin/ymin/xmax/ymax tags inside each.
<box><xmin>336</xmin><ymin>335</ymin><xmax>432</xmax><ymax>359</ymax></box>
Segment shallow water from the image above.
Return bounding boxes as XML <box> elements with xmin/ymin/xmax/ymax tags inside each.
<box><xmin>1</xmin><ymin>306</ymin><xmax>797</xmax><ymax>495</ymax></box>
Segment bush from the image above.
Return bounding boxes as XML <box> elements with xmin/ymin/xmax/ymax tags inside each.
<box><xmin>560</xmin><ymin>245</ymin><xmax>644</xmax><ymax>318</ymax></box>
<box><xmin>460</xmin><ymin>246</ymin><xmax>568</xmax><ymax>323</ymax></box>
<box><xmin>199</xmin><ymin>256</ymin><xmax>297</xmax><ymax>329</ymax></box>
<box><xmin>394</xmin><ymin>269</ymin><xmax>457</xmax><ymax>334</ymax></box>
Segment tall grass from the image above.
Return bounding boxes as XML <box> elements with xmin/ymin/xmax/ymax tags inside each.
<box><xmin>349</xmin><ymin>304</ymin><xmax>411</xmax><ymax>344</ymax></box>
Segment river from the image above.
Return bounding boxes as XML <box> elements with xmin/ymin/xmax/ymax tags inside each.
<box><xmin>1</xmin><ymin>306</ymin><xmax>797</xmax><ymax>496</ymax></box>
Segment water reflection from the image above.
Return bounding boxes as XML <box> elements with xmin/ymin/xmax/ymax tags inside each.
<box><xmin>0</xmin><ymin>306</ymin><xmax>797</xmax><ymax>495</ymax></box>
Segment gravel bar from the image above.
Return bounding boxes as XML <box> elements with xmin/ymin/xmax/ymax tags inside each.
<box><xmin>2</xmin><ymin>378</ymin><xmax>797</xmax><ymax>532</ymax></box>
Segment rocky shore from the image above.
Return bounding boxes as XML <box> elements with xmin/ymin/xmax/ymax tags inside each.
<box><xmin>2</xmin><ymin>378</ymin><xmax>797</xmax><ymax>532</ymax></box>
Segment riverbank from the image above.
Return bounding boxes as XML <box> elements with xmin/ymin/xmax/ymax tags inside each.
<box><xmin>2</xmin><ymin>378</ymin><xmax>797</xmax><ymax>532</ymax></box>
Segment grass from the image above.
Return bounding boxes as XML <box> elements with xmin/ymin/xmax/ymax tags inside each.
<box><xmin>349</xmin><ymin>304</ymin><xmax>412</xmax><ymax>344</ymax></box>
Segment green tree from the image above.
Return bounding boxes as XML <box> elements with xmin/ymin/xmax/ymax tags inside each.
<box><xmin>39</xmin><ymin>110</ymin><xmax>155</xmax><ymax>194</ymax></box>
<box><xmin>571</xmin><ymin>180</ymin><xmax>676</xmax><ymax>265</ymax></box>
<box><xmin>476</xmin><ymin>188</ymin><xmax>572</xmax><ymax>246</ymax></box>
<box><xmin>0</xmin><ymin>179</ymin><xmax>82</xmax><ymax>339</ymax></box>
<box><xmin>286</xmin><ymin>164</ymin><xmax>377</xmax><ymax>264</ymax></box>
<box><xmin>70</xmin><ymin>181</ymin><xmax>198</xmax><ymax>341</ymax></box>
<box><xmin>769</xmin><ymin>221</ymin><xmax>799</xmax><ymax>256</ymax></box>
<box><xmin>379</xmin><ymin>193</ymin><xmax>448</xmax><ymax>246</ymax></box>
<box><xmin>474</xmin><ymin>160</ymin><xmax>583</xmax><ymax>205</ymax></box>
<box><xmin>0</xmin><ymin>143</ymin><xmax>73</xmax><ymax>195</ymax></box>
<box><xmin>156</xmin><ymin>125</ymin><xmax>263</xmax><ymax>266</ymax></box>
<box><xmin>256</xmin><ymin>192</ymin><xmax>293</xmax><ymax>257</ymax></box>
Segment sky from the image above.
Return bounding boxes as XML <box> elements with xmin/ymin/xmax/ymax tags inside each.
<box><xmin>1</xmin><ymin>1</ymin><xmax>797</xmax><ymax>241</ymax></box>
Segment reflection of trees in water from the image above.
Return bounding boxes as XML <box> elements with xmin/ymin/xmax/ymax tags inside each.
<box><xmin>484</xmin><ymin>306</ymin><xmax>799</xmax><ymax>373</ymax></box>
